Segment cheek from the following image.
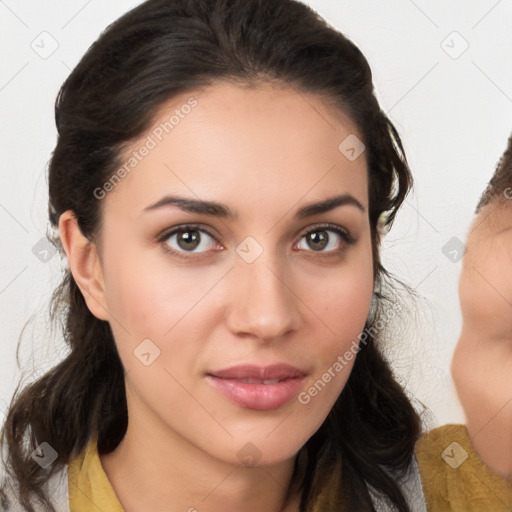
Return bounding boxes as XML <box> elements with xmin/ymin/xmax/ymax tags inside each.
<box><xmin>315</xmin><ymin>248</ymin><xmax>374</xmax><ymax>337</ymax></box>
<box><xmin>302</xmin><ymin>249</ymin><xmax>374</xmax><ymax>386</ymax></box>
<box><xmin>315</xmin><ymin>278</ymin><xmax>373</xmax><ymax>369</ymax></box>
<box><xmin>320</xmin><ymin>274</ymin><xmax>373</xmax><ymax>322</ymax></box>
<box><xmin>100</xmin><ymin>242</ymin><xmax>229</xmax><ymax>383</ymax></box>
<box><xmin>102</xmin><ymin>254</ymin><xmax>212</xmax><ymax>393</ymax></box>
<box><xmin>101</xmin><ymin>241</ymin><xmax>216</xmax><ymax>335</ymax></box>
<box><xmin>458</xmin><ymin>246</ymin><xmax>497</xmax><ymax>323</ymax></box>
<box><xmin>459</xmin><ymin>245</ymin><xmax>512</xmax><ymax>338</ymax></box>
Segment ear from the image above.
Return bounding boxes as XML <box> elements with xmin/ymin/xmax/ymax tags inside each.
<box><xmin>58</xmin><ymin>210</ymin><xmax>109</xmax><ymax>321</ymax></box>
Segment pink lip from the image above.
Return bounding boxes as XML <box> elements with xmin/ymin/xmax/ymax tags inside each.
<box><xmin>206</xmin><ymin>364</ymin><xmax>306</xmax><ymax>411</ymax></box>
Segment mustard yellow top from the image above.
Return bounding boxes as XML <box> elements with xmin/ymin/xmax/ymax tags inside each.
<box><xmin>68</xmin><ymin>424</ymin><xmax>512</xmax><ymax>511</ymax></box>
<box><xmin>67</xmin><ymin>435</ymin><xmax>124</xmax><ymax>512</ymax></box>
<box><xmin>415</xmin><ymin>424</ymin><xmax>512</xmax><ymax>511</ymax></box>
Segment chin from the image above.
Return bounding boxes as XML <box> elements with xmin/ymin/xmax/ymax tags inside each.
<box><xmin>210</xmin><ymin>435</ymin><xmax>305</xmax><ymax>469</ymax></box>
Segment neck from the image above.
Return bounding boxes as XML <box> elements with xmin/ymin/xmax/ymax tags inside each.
<box><xmin>99</xmin><ymin>391</ymin><xmax>300</xmax><ymax>512</ymax></box>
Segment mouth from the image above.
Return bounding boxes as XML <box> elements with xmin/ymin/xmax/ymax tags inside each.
<box><xmin>206</xmin><ymin>364</ymin><xmax>307</xmax><ymax>411</ymax></box>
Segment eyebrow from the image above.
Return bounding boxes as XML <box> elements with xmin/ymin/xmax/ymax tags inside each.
<box><xmin>142</xmin><ymin>193</ymin><xmax>365</xmax><ymax>219</ymax></box>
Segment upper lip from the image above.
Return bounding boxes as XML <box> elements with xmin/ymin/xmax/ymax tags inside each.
<box><xmin>208</xmin><ymin>364</ymin><xmax>306</xmax><ymax>380</ymax></box>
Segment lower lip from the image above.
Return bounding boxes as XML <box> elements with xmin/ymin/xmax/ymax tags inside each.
<box><xmin>206</xmin><ymin>375</ymin><xmax>305</xmax><ymax>410</ymax></box>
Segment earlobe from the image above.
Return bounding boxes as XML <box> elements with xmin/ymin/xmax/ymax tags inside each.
<box><xmin>58</xmin><ymin>210</ymin><xmax>110</xmax><ymax>321</ymax></box>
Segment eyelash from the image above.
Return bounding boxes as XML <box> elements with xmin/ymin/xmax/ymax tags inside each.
<box><xmin>156</xmin><ymin>223</ymin><xmax>356</xmax><ymax>261</ymax></box>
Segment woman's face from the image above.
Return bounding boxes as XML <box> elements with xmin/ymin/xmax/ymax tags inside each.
<box><xmin>458</xmin><ymin>203</ymin><xmax>512</xmax><ymax>341</ymax></box>
<box><xmin>452</xmin><ymin>201</ymin><xmax>512</xmax><ymax>466</ymax></box>
<box><xmin>93</xmin><ymin>81</ymin><xmax>374</xmax><ymax>466</ymax></box>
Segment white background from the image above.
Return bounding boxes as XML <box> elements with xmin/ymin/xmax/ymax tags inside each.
<box><xmin>1</xmin><ymin>0</ymin><xmax>511</xmax><ymax>430</ymax></box>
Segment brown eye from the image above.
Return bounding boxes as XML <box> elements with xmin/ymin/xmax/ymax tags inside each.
<box><xmin>305</xmin><ymin>230</ymin><xmax>329</xmax><ymax>251</ymax></box>
<box><xmin>160</xmin><ymin>226</ymin><xmax>218</xmax><ymax>255</ymax></box>
<box><xmin>176</xmin><ymin>229</ymin><xmax>201</xmax><ymax>251</ymax></box>
<box><xmin>296</xmin><ymin>224</ymin><xmax>355</xmax><ymax>253</ymax></box>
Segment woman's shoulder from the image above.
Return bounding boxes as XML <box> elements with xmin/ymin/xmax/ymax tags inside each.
<box><xmin>415</xmin><ymin>423</ymin><xmax>512</xmax><ymax>511</ymax></box>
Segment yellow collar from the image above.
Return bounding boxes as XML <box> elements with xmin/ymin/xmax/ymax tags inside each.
<box><xmin>68</xmin><ymin>434</ymin><xmax>125</xmax><ymax>511</ymax></box>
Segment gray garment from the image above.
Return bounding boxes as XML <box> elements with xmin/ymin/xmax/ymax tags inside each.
<box><xmin>1</xmin><ymin>466</ymin><xmax>69</xmax><ymax>512</ymax></box>
<box><xmin>368</xmin><ymin>454</ymin><xmax>428</xmax><ymax>512</ymax></box>
<box><xmin>1</xmin><ymin>456</ymin><xmax>427</xmax><ymax>511</ymax></box>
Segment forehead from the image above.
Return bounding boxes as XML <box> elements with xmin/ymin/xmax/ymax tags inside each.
<box><xmin>105</xmin><ymin>81</ymin><xmax>369</xmax><ymax>220</ymax></box>
<box><xmin>464</xmin><ymin>200</ymin><xmax>512</xmax><ymax>266</ymax></box>
<box><xmin>470</xmin><ymin>200</ymin><xmax>512</xmax><ymax>237</ymax></box>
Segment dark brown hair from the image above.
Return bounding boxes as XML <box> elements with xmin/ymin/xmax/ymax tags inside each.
<box><xmin>475</xmin><ymin>133</ymin><xmax>512</xmax><ymax>213</ymax></box>
<box><xmin>0</xmin><ymin>1</ymin><xmax>421</xmax><ymax>510</ymax></box>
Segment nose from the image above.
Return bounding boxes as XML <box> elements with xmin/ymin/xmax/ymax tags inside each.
<box><xmin>225</xmin><ymin>250</ymin><xmax>302</xmax><ymax>343</ymax></box>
